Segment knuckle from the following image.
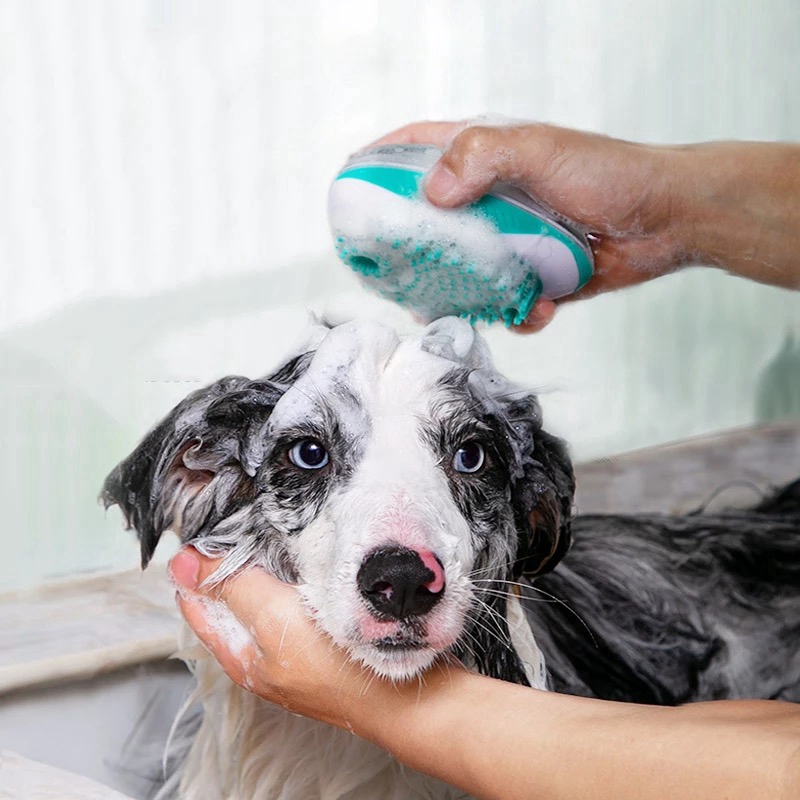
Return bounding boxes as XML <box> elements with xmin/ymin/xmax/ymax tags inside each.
<box><xmin>442</xmin><ymin>125</ymin><xmax>505</xmax><ymax>191</ymax></box>
<box><xmin>450</xmin><ymin>125</ymin><xmax>499</xmax><ymax>160</ymax></box>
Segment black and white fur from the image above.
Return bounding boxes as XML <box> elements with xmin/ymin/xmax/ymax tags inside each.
<box><xmin>103</xmin><ymin>317</ymin><xmax>800</xmax><ymax>799</ymax></box>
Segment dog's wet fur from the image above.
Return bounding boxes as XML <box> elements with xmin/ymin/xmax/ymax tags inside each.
<box><xmin>103</xmin><ymin>318</ymin><xmax>800</xmax><ymax>799</ymax></box>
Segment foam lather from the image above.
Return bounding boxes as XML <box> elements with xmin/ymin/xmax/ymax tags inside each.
<box><xmin>328</xmin><ymin>144</ymin><xmax>594</xmax><ymax>326</ymax></box>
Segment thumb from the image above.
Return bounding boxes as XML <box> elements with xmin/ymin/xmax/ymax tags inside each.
<box><xmin>424</xmin><ymin>124</ymin><xmax>556</xmax><ymax>207</ymax></box>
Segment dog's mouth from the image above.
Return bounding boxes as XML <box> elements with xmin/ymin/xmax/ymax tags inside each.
<box><xmin>345</xmin><ymin>613</ymin><xmax>458</xmax><ymax>680</ymax></box>
<box><xmin>352</xmin><ymin>637</ymin><xmax>438</xmax><ymax>680</ymax></box>
<box><xmin>372</xmin><ymin>634</ymin><xmax>427</xmax><ymax>652</ymax></box>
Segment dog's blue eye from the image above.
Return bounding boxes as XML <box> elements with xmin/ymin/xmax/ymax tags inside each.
<box><xmin>288</xmin><ymin>439</ymin><xmax>329</xmax><ymax>470</ymax></box>
<box><xmin>453</xmin><ymin>442</ymin><xmax>485</xmax><ymax>474</ymax></box>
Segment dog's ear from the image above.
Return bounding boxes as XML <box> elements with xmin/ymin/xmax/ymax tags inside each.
<box><xmin>505</xmin><ymin>397</ymin><xmax>575</xmax><ymax>578</ymax></box>
<box><xmin>101</xmin><ymin>375</ymin><xmax>285</xmax><ymax>568</ymax></box>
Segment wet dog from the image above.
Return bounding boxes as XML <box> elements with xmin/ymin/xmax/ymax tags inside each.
<box><xmin>103</xmin><ymin>317</ymin><xmax>800</xmax><ymax>799</ymax></box>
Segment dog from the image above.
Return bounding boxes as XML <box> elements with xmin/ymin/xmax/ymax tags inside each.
<box><xmin>102</xmin><ymin>317</ymin><xmax>800</xmax><ymax>799</ymax></box>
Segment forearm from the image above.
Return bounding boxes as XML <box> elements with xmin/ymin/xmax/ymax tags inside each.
<box><xmin>668</xmin><ymin>141</ymin><xmax>800</xmax><ymax>288</ymax></box>
<box><xmin>352</xmin><ymin>666</ymin><xmax>800</xmax><ymax>800</ymax></box>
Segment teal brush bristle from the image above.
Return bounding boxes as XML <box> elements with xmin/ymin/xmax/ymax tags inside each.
<box><xmin>336</xmin><ymin>235</ymin><xmax>542</xmax><ymax>327</ymax></box>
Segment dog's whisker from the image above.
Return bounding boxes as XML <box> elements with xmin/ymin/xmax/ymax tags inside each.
<box><xmin>477</xmin><ymin>587</ymin><xmax>562</xmax><ymax>606</ymax></box>
<box><xmin>473</xmin><ymin>578</ymin><xmax>596</xmax><ymax>646</ymax></box>
<box><xmin>467</xmin><ymin>563</ymin><xmax>527</xmax><ymax>579</ymax></box>
<box><xmin>460</xmin><ymin>620</ymin><xmax>497</xmax><ymax>652</ymax></box>
<box><xmin>472</xmin><ymin>577</ymin><xmax>562</xmax><ymax>601</ymax></box>
<box><xmin>469</xmin><ymin>594</ymin><xmax>509</xmax><ymax>639</ymax></box>
<box><xmin>275</xmin><ymin>617</ymin><xmax>292</xmax><ymax>665</ymax></box>
<box><xmin>358</xmin><ymin>669</ymin><xmax>379</xmax><ymax>700</ymax></box>
<box><xmin>454</xmin><ymin>634</ymin><xmax>477</xmax><ymax>660</ymax></box>
<box><xmin>464</xmin><ymin>604</ymin><xmax>511</xmax><ymax>650</ymax></box>
<box><xmin>413</xmin><ymin>671</ymin><xmax>428</xmax><ymax>712</ymax></box>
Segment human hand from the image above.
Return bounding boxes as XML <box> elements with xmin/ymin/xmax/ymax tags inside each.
<box><xmin>170</xmin><ymin>547</ymin><xmax>359</xmax><ymax>729</ymax></box>
<box><xmin>168</xmin><ymin>547</ymin><xmax>457</xmax><ymax>735</ymax></box>
<box><xmin>373</xmin><ymin>120</ymin><xmax>690</xmax><ymax>331</ymax></box>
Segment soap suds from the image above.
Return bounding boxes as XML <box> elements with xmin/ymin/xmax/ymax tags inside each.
<box><xmin>197</xmin><ymin>596</ymin><xmax>254</xmax><ymax>657</ymax></box>
<box><xmin>332</xmin><ymin>180</ymin><xmax>539</xmax><ymax>325</ymax></box>
<box><xmin>267</xmin><ymin>319</ymin><xmax>398</xmax><ymax>439</ymax></box>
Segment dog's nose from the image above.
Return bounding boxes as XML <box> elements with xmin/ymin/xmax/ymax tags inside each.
<box><xmin>357</xmin><ymin>546</ymin><xmax>445</xmax><ymax>620</ymax></box>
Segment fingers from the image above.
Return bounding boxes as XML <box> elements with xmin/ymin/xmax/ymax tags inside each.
<box><xmin>425</xmin><ymin>124</ymin><xmax>558</xmax><ymax>207</ymax></box>
<box><xmin>566</xmin><ymin>236</ymin><xmax>675</xmax><ymax>300</ymax></box>
<box><xmin>368</xmin><ymin>120</ymin><xmax>466</xmax><ymax>148</ymax></box>
<box><xmin>369</xmin><ymin>120</ymin><xmax>561</xmax><ymax>208</ymax></box>
<box><xmin>169</xmin><ymin>548</ymin><xmax>317</xmax><ymax>700</ymax></box>
<box><xmin>514</xmin><ymin>298</ymin><xmax>558</xmax><ymax>334</ymax></box>
<box><xmin>512</xmin><ymin>236</ymin><xmax>674</xmax><ymax>332</ymax></box>
<box><xmin>169</xmin><ymin>547</ymin><xmax>368</xmax><ymax>727</ymax></box>
<box><xmin>169</xmin><ymin>548</ymin><xmax>274</xmax><ymax>690</ymax></box>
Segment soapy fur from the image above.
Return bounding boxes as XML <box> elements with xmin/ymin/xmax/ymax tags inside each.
<box><xmin>102</xmin><ymin>317</ymin><xmax>800</xmax><ymax>799</ymax></box>
<box><xmin>102</xmin><ymin>317</ymin><xmax>570</xmax><ymax>798</ymax></box>
<box><xmin>104</xmin><ymin>317</ymin><xmax>566</xmax><ymax>684</ymax></box>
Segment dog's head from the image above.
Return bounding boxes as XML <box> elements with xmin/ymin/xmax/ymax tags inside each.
<box><xmin>103</xmin><ymin>318</ymin><xmax>574</xmax><ymax>683</ymax></box>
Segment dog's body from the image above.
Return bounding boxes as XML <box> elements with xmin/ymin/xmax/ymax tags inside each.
<box><xmin>103</xmin><ymin>318</ymin><xmax>800</xmax><ymax>799</ymax></box>
<box><xmin>535</xmin><ymin>492</ymin><xmax>800</xmax><ymax>705</ymax></box>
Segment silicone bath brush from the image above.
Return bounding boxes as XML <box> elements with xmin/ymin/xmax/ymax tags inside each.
<box><xmin>328</xmin><ymin>144</ymin><xmax>593</xmax><ymax>326</ymax></box>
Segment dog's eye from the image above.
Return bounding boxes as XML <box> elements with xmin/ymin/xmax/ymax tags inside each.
<box><xmin>288</xmin><ymin>439</ymin><xmax>329</xmax><ymax>470</ymax></box>
<box><xmin>452</xmin><ymin>442</ymin><xmax>485</xmax><ymax>474</ymax></box>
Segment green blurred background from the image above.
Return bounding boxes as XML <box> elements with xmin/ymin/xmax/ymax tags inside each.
<box><xmin>1</xmin><ymin>0</ymin><xmax>798</xmax><ymax>590</ymax></box>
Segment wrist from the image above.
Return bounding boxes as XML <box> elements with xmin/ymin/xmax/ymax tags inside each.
<box><xmin>346</xmin><ymin>663</ymin><xmax>487</xmax><ymax>790</ymax></box>
<box><xmin>647</xmin><ymin>144</ymin><xmax>705</xmax><ymax>272</ymax></box>
<box><xmin>349</xmin><ymin>661</ymin><xmax>469</xmax><ymax>745</ymax></box>
<box><xmin>672</xmin><ymin>142</ymin><xmax>753</xmax><ymax>268</ymax></box>
<box><xmin>667</xmin><ymin>141</ymin><xmax>800</xmax><ymax>288</ymax></box>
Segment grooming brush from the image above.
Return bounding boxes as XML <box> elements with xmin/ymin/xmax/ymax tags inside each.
<box><xmin>328</xmin><ymin>144</ymin><xmax>593</xmax><ymax>326</ymax></box>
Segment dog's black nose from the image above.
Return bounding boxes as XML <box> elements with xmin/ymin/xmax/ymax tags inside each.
<box><xmin>357</xmin><ymin>546</ymin><xmax>445</xmax><ymax>620</ymax></box>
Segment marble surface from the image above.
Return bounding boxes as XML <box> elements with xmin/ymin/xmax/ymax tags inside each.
<box><xmin>0</xmin><ymin>568</ymin><xmax>178</xmax><ymax>696</ymax></box>
<box><xmin>0</xmin><ymin>751</ymin><xmax>134</xmax><ymax>799</ymax></box>
<box><xmin>574</xmin><ymin>420</ymin><xmax>800</xmax><ymax>515</ymax></box>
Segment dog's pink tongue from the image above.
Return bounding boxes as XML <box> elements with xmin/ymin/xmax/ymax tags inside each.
<box><xmin>419</xmin><ymin>550</ymin><xmax>445</xmax><ymax>594</ymax></box>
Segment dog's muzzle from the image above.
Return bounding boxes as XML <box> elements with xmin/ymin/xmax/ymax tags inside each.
<box><xmin>357</xmin><ymin>546</ymin><xmax>445</xmax><ymax>620</ymax></box>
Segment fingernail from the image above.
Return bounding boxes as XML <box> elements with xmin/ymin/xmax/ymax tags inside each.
<box><xmin>169</xmin><ymin>548</ymin><xmax>199</xmax><ymax>590</ymax></box>
<box><xmin>425</xmin><ymin>162</ymin><xmax>458</xmax><ymax>203</ymax></box>
<box><xmin>518</xmin><ymin>299</ymin><xmax>557</xmax><ymax>333</ymax></box>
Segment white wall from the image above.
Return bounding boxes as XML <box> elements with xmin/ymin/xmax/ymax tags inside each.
<box><xmin>2</xmin><ymin>0</ymin><xmax>798</xmax><ymax>588</ymax></box>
